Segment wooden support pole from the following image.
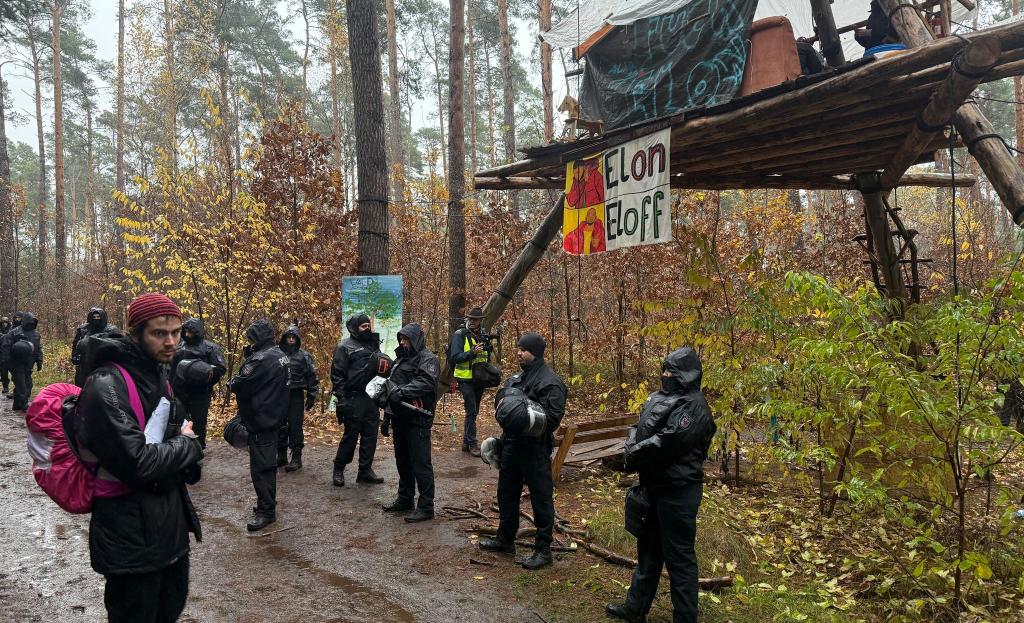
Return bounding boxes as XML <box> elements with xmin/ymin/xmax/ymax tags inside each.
<box><xmin>481</xmin><ymin>193</ymin><xmax>565</xmax><ymax>329</ymax></box>
<box><xmin>878</xmin><ymin>0</ymin><xmax>1024</xmax><ymax>225</ymax></box>
<box><xmin>879</xmin><ymin>36</ymin><xmax>1001</xmax><ymax>190</ymax></box>
<box><xmin>810</xmin><ymin>0</ymin><xmax>846</xmax><ymax>67</ymax></box>
<box><xmin>858</xmin><ymin>172</ymin><xmax>908</xmax><ymax>311</ymax></box>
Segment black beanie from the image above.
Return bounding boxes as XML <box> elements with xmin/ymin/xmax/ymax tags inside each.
<box><xmin>517</xmin><ymin>332</ymin><xmax>546</xmax><ymax>358</ymax></box>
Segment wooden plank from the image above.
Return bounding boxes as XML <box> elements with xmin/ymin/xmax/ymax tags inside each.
<box><xmin>565</xmin><ymin>443</ymin><xmax>626</xmax><ymax>464</ymax></box>
<box><xmin>879</xmin><ymin>36</ymin><xmax>1001</xmax><ymax>190</ymax></box>
<box><xmin>572</xmin><ymin>414</ymin><xmax>637</xmax><ymax>432</ymax></box>
<box><xmin>571</xmin><ymin>425</ymin><xmax>632</xmax><ymax>445</ymax></box>
<box><xmin>551</xmin><ymin>422</ymin><xmax>577</xmax><ymax>481</ymax></box>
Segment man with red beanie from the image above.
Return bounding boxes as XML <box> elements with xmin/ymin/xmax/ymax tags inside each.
<box><xmin>78</xmin><ymin>292</ymin><xmax>204</xmax><ymax>623</ymax></box>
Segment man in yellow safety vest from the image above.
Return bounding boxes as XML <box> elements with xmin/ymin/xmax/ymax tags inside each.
<box><xmin>447</xmin><ymin>307</ymin><xmax>492</xmax><ymax>456</ymax></box>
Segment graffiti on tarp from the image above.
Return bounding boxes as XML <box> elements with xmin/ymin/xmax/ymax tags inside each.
<box><xmin>579</xmin><ymin>0</ymin><xmax>757</xmax><ymax>129</ymax></box>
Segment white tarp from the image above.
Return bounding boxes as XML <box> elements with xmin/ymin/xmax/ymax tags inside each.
<box><xmin>543</xmin><ymin>0</ymin><xmax>977</xmax><ymax>61</ymax></box>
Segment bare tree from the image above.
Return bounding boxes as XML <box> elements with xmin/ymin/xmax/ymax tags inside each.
<box><xmin>386</xmin><ymin>0</ymin><xmax>405</xmax><ymax>203</ymax></box>
<box><xmin>447</xmin><ymin>0</ymin><xmax>466</xmax><ymax>333</ymax></box>
<box><xmin>51</xmin><ymin>0</ymin><xmax>68</xmax><ymax>320</ymax></box>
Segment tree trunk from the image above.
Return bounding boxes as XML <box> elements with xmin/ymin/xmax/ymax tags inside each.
<box><xmin>52</xmin><ymin>1</ymin><xmax>68</xmax><ymax>322</ymax></box>
<box><xmin>497</xmin><ymin>0</ymin><xmax>518</xmax><ymax>213</ymax></box>
<box><xmin>466</xmin><ymin>0</ymin><xmax>478</xmax><ymax>174</ymax></box>
<box><xmin>116</xmin><ymin>0</ymin><xmax>126</xmax><ymax>194</ymax></box>
<box><xmin>0</xmin><ymin>64</ymin><xmax>17</xmax><ymax>313</ymax></box>
<box><xmin>447</xmin><ymin>0</ymin><xmax>467</xmax><ymax>334</ymax></box>
<box><xmin>1015</xmin><ymin>0</ymin><xmax>1024</xmax><ymax>169</ymax></box>
<box><xmin>484</xmin><ymin>43</ymin><xmax>496</xmax><ymax>167</ymax></box>
<box><xmin>27</xmin><ymin>17</ymin><xmax>47</xmax><ymax>272</ymax></box>
<box><xmin>327</xmin><ymin>0</ymin><xmax>343</xmax><ymax>174</ymax></box>
<box><xmin>301</xmin><ymin>0</ymin><xmax>311</xmax><ymax>111</ymax></box>
<box><xmin>217</xmin><ymin>0</ymin><xmax>233</xmax><ymax>199</ymax></box>
<box><xmin>386</xmin><ymin>0</ymin><xmax>406</xmax><ymax>203</ymax></box>
<box><xmin>163</xmin><ymin>0</ymin><xmax>177</xmax><ymax>173</ymax></box>
<box><xmin>426</xmin><ymin>27</ymin><xmax>448</xmax><ymax>176</ymax></box>
<box><xmin>86</xmin><ymin>104</ymin><xmax>97</xmax><ymax>263</ymax></box>
<box><xmin>539</xmin><ymin>0</ymin><xmax>553</xmax><ymax>143</ymax></box>
<box><xmin>346</xmin><ymin>0</ymin><xmax>390</xmax><ymax>275</ymax></box>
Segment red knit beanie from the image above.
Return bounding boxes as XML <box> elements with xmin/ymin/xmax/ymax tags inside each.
<box><xmin>126</xmin><ymin>293</ymin><xmax>182</xmax><ymax>329</ymax></box>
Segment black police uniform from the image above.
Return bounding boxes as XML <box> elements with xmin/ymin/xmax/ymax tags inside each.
<box><xmin>172</xmin><ymin>318</ymin><xmax>227</xmax><ymax>449</ymax></box>
<box><xmin>332</xmin><ymin>314</ymin><xmax>386</xmax><ymax>485</ymax></box>
<box><xmin>277</xmin><ymin>325</ymin><xmax>319</xmax><ymax>468</ymax></box>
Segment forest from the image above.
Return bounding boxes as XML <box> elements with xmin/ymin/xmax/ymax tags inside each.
<box><xmin>3</xmin><ymin>0</ymin><xmax>1024</xmax><ymax>621</ymax></box>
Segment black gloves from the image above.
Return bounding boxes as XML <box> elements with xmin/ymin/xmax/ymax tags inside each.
<box><xmin>305</xmin><ymin>393</ymin><xmax>316</xmax><ymax>411</ymax></box>
<box><xmin>380</xmin><ymin>416</ymin><xmax>391</xmax><ymax>437</ymax></box>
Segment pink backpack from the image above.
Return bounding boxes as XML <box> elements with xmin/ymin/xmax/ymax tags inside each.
<box><xmin>25</xmin><ymin>364</ymin><xmax>146</xmax><ymax>514</ymax></box>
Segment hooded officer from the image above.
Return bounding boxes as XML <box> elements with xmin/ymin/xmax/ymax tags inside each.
<box><xmin>172</xmin><ymin>318</ymin><xmax>227</xmax><ymax>449</ymax></box>
<box><xmin>229</xmin><ymin>319</ymin><xmax>290</xmax><ymax>532</ymax></box>
<box><xmin>606</xmin><ymin>347</ymin><xmax>716</xmax><ymax>623</ymax></box>
<box><xmin>382</xmin><ymin>323</ymin><xmax>439</xmax><ymax>523</ymax></box>
<box><xmin>479</xmin><ymin>332</ymin><xmax>566</xmax><ymax>570</ymax></box>
<box><xmin>72</xmin><ymin>307</ymin><xmax>117</xmax><ymax>387</ymax></box>
<box><xmin>6</xmin><ymin>312</ymin><xmax>43</xmax><ymax>413</ymax></box>
<box><xmin>1</xmin><ymin>311</ymin><xmax>24</xmax><ymax>398</ymax></box>
<box><xmin>332</xmin><ymin>314</ymin><xmax>387</xmax><ymax>487</ymax></box>
<box><xmin>448</xmin><ymin>306</ymin><xmax>493</xmax><ymax>456</ymax></box>
<box><xmin>277</xmin><ymin>325</ymin><xmax>319</xmax><ymax>472</ymax></box>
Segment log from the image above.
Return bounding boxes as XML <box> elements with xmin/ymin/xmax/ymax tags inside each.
<box><xmin>474</xmin><ymin>176</ymin><xmax>563</xmax><ymax>190</ymax></box>
<box><xmin>879</xmin><ymin>36</ymin><xmax>1001</xmax><ymax>190</ymax></box>
<box><xmin>878</xmin><ymin>0</ymin><xmax>1024</xmax><ymax>225</ymax></box>
<box><xmin>858</xmin><ymin>172</ymin><xmax>909</xmax><ymax>310</ymax></box>
<box><xmin>810</xmin><ymin>0</ymin><xmax>846</xmax><ymax>67</ymax></box>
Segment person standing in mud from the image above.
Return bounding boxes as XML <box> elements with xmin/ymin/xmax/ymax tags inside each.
<box><xmin>331</xmin><ymin>314</ymin><xmax>387</xmax><ymax>487</ymax></box>
<box><xmin>172</xmin><ymin>318</ymin><xmax>227</xmax><ymax>449</ymax></box>
<box><xmin>382</xmin><ymin>323</ymin><xmax>439</xmax><ymax>523</ymax></box>
<box><xmin>0</xmin><ymin>316</ymin><xmax>11</xmax><ymax>395</ymax></box>
<box><xmin>77</xmin><ymin>293</ymin><xmax>204</xmax><ymax>623</ymax></box>
<box><xmin>447</xmin><ymin>306</ymin><xmax>492</xmax><ymax>457</ymax></box>
<box><xmin>606</xmin><ymin>347</ymin><xmax>716</xmax><ymax>623</ymax></box>
<box><xmin>277</xmin><ymin>325</ymin><xmax>319</xmax><ymax>472</ymax></box>
<box><xmin>7</xmin><ymin>312</ymin><xmax>43</xmax><ymax>414</ymax></box>
<box><xmin>229</xmin><ymin>319</ymin><xmax>290</xmax><ymax>532</ymax></box>
<box><xmin>71</xmin><ymin>307</ymin><xmax>117</xmax><ymax>387</ymax></box>
<box><xmin>478</xmin><ymin>333</ymin><xmax>566</xmax><ymax>570</ymax></box>
<box><xmin>1</xmin><ymin>311</ymin><xmax>24</xmax><ymax>399</ymax></box>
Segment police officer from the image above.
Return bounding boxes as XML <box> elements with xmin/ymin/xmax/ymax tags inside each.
<box><xmin>382</xmin><ymin>323</ymin><xmax>439</xmax><ymax>523</ymax></box>
<box><xmin>332</xmin><ymin>314</ymin><xmax>387</xmax><ymax>487</ymax></box>
<box><xmin>6</xmin><ymin>312</ymin><xmax>42</xmax><ymax>413</ymax></box>
<box><xmin>478</xmin><ymin>332</ymin><xmax>565</xmax><ymax>570</ymax></box>
<box><xmin>278</xmin><ymin>325</ymin><xmax>319</xmax><ymax>472</ymax></box>
<box><xmin>71</xmin><ymin>307</ymin><xmax>116</xmax><ymax>387</ymax></box>
<box><xmin>1</xmin><ymin>311</ymin><xmax>23</xmax><ymax>398</ymax></box>
<box><xmin>173</xmin><ymin>318</ymin><xmax>227</xmax><ymax>449</ymax></box>
<box><xmin>448</xmin><ymin>306</ymin><xmax>492</xmax><ymax>457</ymax></box>
<box><xmin>606</xmin><ymin>347</ymin><xmax>716</xmax><ymax>623</ymax></box>
<box><xmin>229</xmin><ymin>319</ymin><xmax>289</xmax><ymax>532</ymax></box>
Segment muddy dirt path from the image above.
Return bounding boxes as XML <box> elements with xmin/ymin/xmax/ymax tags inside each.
<box><xmin>0</xmin><ymin>401</ymin><xmax>543</xmax><ymax>623</ymax></box>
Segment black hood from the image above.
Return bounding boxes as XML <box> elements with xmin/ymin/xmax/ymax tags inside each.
<box><xmin>21</xmin><ymin>312</ymin><xmax>38</xmax><ymax>332</ymax></box>
<box><xmin>12</xmin><ymin>312</ymin><xmax>23</xmax><ymax>327</ymax></box>
<box><xmin>280</xmin><ymin>325</ymin><xmax>302</xmax><ymax>350</ymax></box>
<box><xmin>182</xmin><ymin>318</ymin><xmax>205</xmax><ymax>345</ymax></box>
<box><xmin>87</xmin><ymin>307</ymin><xmax>108</xmax><ymax>331</ymax></box>
<box><xmin>346</xmin><ymin>314</ymin><xmax>371</xmax><ymax>337</ymax></box>
<box><xmin>245</xmin><ymin>319</ymin><xmax>276</xmax><ymax>351</ymax></box>
<box><xmin>662</xmin><ymin>347</ymin><xmax>702</xmax><ymax>390</ymax></box>
<box><xmin>397</xmin><ymin>323</ymin><xmax>426</xmax><ymax>355</ymax></box>
<box><xmin>0</xmin><ymin>318</ymin><xmax>9</xmax><ymax>331</ymax></box>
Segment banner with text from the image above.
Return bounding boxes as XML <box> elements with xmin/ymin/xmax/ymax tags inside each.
<box><xmin>562</xmin><ymin>128</ymin><xmax>672</xmax><ymax>256</ymax></box>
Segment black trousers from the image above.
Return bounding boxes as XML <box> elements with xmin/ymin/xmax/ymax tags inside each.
<box><xmin>497</xmin><ymin>439</ymin><xmax>555</xmax><ymax>550</ymax></box>
<box><xmin>458</xmin><ymin>380</ymin><xmax>485</xmax><ymax>448</ymax></box>
<box><xmin>1</xmin><ymin>363</ymin><xmax>8</xmax><ymax>392</ymax></box>
<box><xmin>333</xmin><ymin>393</ymin><xmax>379</xmax><ymax>472</ymax></box>
<box><xmin>278</xmin><ymin>389</ymin><xmax>306</xmax><ymax>452</ymax></box>
<box><xmin>180</xmin><ymin>392</ymin><xmax>213</xmax><ymax>449</ymax></box>
<box><xmin>392</xmin><ymin>421</ymin><xmax>434</xmax><ymax>511</ymax></box>
<box><xmin>74</xmin><ymin>363</ymin><xmax>88</xmax><ymax>388</ymax></box>
<box><xmin>625</xmin><ymin>484</ymin><xmax>703</xmax><ymax>623</ymax></box>
<box><xmin>11</xmin><ymin>361</ymin><xmax>33</xmax><ymax>411</ymax></box>
<box><xmin>104</xmin><ymin>555</ymin><xmax>190</xmax><ymax>623</ymax></box>
<box><xmin>248</xmin><ymin>430</ymin><xmax>277</xmax><ymax>518</ymax></box>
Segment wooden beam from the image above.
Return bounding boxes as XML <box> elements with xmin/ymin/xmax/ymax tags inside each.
<box><xmin>879</xmin><ymin>36</ymin><xmax>1000</xmax><ymax>190</ymax></box>
<box><xmin>879</xmin><ymin>0</ymin><xmax>1024</xmax><ymax>225</ymax></box>
<box><xmin>899</xmin><ymin>172</ymin><xmax>976</xmax><ymax>187</ymax></box>
<box><xmin>810</xmin><ymin>0</ymin><xmax>846</xmax><ymax>67</ymax></box>
<box><xmin>474</xmin><ymin>176</ymin><xmax>563</xmax><ymax>190</ymax></box>
<box><xmin>858</xmin><ymin>172</ymin><xmax>909</xmax><ymax>311</ymax></box>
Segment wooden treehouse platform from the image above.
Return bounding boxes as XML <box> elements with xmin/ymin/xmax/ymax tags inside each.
<box><xmin>474</xmin><ymin>19</ymin><xmax>1024</xmax><ymax>199</ymax></box>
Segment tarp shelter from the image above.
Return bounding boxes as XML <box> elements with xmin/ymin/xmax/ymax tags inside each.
<box><xmin>542</xmin><ymin>0</ymin><xmax>977</xmax><ymax>61</ymax></box>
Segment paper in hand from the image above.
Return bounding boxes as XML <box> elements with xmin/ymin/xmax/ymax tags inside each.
<box><xmin>144</xmin><ymin>397</ymin><xmax>172</xmax><ymax>444</ymax></box>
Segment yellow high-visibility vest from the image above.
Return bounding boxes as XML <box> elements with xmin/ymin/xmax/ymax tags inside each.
<box><xmin>454</xmin><ymin>333</ymin><xmax>489</xmax><ymax>380</ymax></box>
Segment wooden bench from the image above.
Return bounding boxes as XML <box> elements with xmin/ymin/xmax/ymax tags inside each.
<box><xmin>551</xmin><ymin>414</ymin><xmax>638</xmax><ymax>481</ymax></box>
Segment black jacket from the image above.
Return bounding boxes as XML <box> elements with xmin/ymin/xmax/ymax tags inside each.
<box><xmin>331</xmin><ymin>316</ymin><xmax>384</xmax><ymax>396</ymax></box>
<box><xmin>386</xmin><ymin>323</ymin><xmax>439</xmax><ymax>427</ymax></box>
<box><xmin>172</xmin><ymin>318</ymin><xmax>227</xmax><ymax>397</ymax></box>
<box><xmin>280</xmin><ymin>325</ymin><xmax>319</xmax><ymax>395</ymax></box>
<box><xmin>624</xmin><ymin>348</ymin><xmax>716</xmax><ymax>488</ymax></box>
<box><xmin>77</xmin><ymin>331</ymin><xmax>203</xmax><ymax>575</ymax></box>
<box><xmin>229</xmin><ymin>320</ymin><xmax>289</xmax><ymax>432</ymax></box>
<box><xmin>447</xmin><ymin>326</ymin><xmax>493</xmax><ymax>365</ymax></box>
<box><xmin>504</xmin><ymin>357</ymin><xmax>566</xmax><ymax>444</ymax></box>
<box><xmin>72</xmin><ymin>307</ymin><xmax>117</xmax><ymax>364</ymax></box>
<box><xmin>3</xmin><ymin>312</ymin><xmax>43</xmax><ymax>366</ymax></box>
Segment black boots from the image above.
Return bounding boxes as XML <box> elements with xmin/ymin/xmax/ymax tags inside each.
<box><xmin>285</xmin><ymin>449</ymin><xmax>302</xmax><ymax>472</ymax></box>
<box><xmin>605</xmin><ymin>603</ymin><xmax>646</xmax><ymax>623</ymax></box>
<box><xmin>382</xmin><ymin>498</ymin><xmax>414</xmax><ymax>513</ymax></box>
<box><xmin>403</xmin><ymin>509</ymin><xmax>434</xmax><ymax>523</ymax></box>
<box><xmin>332</xmin><ymin>466</ymin><xmax>345</xmax><ymax>487</ymax></box>
<box><xmin>478</xmin><ymin>538</ymin><xmax>516</xmax><ymax>555</ymax></box>
<box><xmin>356</xmin><ymin>469</ymin><xmax>384</xmax><ymax>484</ymax></box>
<box><xmin>246</xmin><ymin>514</ymin><xmax>276</xmax><ymax>532</ymax></box>
<box><xmin>521</xmin><ymin>548</ymin><xmax>553</xmax><ymax>570</ymax></box>
<box><xmin>277</xmin><ymin>448</ymin><xmax>288</xmax><ymax>468</ymax></box>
